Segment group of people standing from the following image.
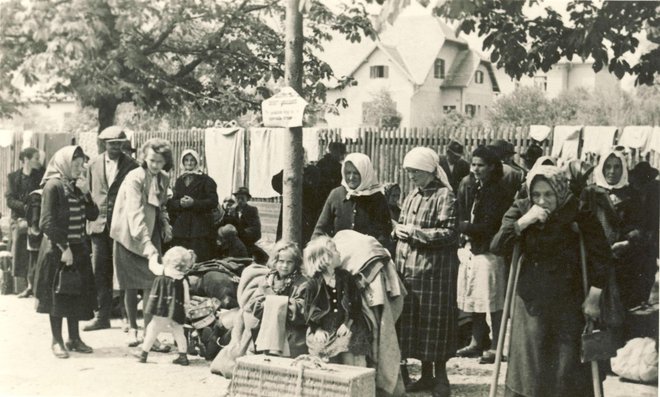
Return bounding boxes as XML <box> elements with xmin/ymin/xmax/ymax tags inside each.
<box><xmin>5</xmin><ymin>127</ymin><xmax>658</xmax><ymax>397</ymax></box>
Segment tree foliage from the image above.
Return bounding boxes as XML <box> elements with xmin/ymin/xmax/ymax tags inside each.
<box><xmin>362</xmin><ymin>89</ymin><xmax>402</xmax><ymax>128</ymax></box>
<box><xmin>436</xmin><ymin>0</ymin><xmax>659</xmax><ymax>86</ymax></box>
<box><xmin>0</xmin><ymin>0</ymin><xmax>375</xmax><ymax>127</ymax></box>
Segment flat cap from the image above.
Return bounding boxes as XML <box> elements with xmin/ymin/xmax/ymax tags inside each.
<box><xmin>98</xmin><ymin>125</ymin><xmax>128</xmax><ymax>142</ymax></box>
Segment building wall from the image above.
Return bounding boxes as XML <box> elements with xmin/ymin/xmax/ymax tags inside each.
<box><xmin>325</xmin><ymin>48</ymin><xmax>414</xmax><ymax>128</ymax></box>
<box><xmin>463</xmin><ymin>63</ymin><xmax>497</xmax><ymax>119</ymax></box>
<box><xmin>0</xmin><ymin>101</ymin><xmax>77</xmax><ymax>133</ymax></box>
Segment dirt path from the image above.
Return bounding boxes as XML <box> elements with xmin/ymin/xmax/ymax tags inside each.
<box><xmin>0</xmin><ymin>295</ymin><xmax>655</xmax><ymax>397</ymax></box>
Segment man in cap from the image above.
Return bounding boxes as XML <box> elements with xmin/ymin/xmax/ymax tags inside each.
<box><xmin>521</xmin><ymin>144</ymin><xmax>544</xmax><ymax>171</ymax></box>
<box><xmin>218</xmin><ymin>187</ymin><xmax>262</xmax><ymax>255</ymax></box>
<box><xmin>439</xmin><ymin>140</ymin><xmax>470</xmax><ymax>191</ymax></box>
<box><xmin>488</xmin><ymin>139</ymin><xmax>525</xmax><ymax>194</ymax></box>
<box><xmin>84</xmin><ymin>126</ymin><xmax>138</xmax><ymax>331</ymax></box>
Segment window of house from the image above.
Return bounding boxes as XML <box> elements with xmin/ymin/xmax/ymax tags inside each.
<box><xmin>370</xmin><ymin>65</ymin><xmax>388</xmax><ymax>79</ymax></box>
<box><xmin>475</xmin><ymin>70</ymin><xmax>484</xmax><ymax>84</ymax></box>
<box><xmin>465</xmin><ymin>104</ymin><xmax>476</xmax><ymax>117</ymax></box>
<box><xmin>443</xmin><ymin>105</ymin><xmax>456</xmax><ymax>113</ymax></box>
<box><xmin>534</xmin><ymin>76</ymin><xmax>547</xmax><ymax>91</ymax></box>
<box><xmin>434</xmin><ymin>59</ymin><xmax>445</xmax><ymax>79</ymax></box>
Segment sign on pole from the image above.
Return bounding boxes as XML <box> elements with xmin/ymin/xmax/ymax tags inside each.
<box><xmin>261</xmin><ymin>87</ymin><xmax>307</xmax><ymax>128</ymax></box>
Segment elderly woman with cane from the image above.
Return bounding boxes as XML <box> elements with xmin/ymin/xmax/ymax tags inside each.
<box><xmin>395</xmin><ymin>147</ymin><xmax>458</xmax><ymax>397</ymax></box>
<box><xmin>490</xmin><ymin>165</ymin><xmax>613</xmax><ymax>397</ymax></box>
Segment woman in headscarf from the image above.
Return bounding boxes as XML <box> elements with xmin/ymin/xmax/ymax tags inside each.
<box><xmin>34</xmin><ymin>146</ymin><xmax>99</xmax><ymax>359</ymax></box>
<box><xmin>580</xmin><ymin>150</ymin><xmax>648</xmax><ymax>309</ymax></box>
<box><xmin>110</xmin><ymin>138</ymin><xmax>174</xmax><ymax>349</ymax></box>
<box><xmin>455</xmin><ymin>146</ymin><xmax>515</xmax><ymax>364</ymax></box>
<box><xmin>383</xmin><ymin>182</ymin><xmax>402</xmax><ymax>222</ymax></box>
<box><xmin>395</xmin><ymin>147</ymin><xmax>458</xmax><ymax>397</ymax></box>
<box><xmin>167</xmin><ymin>149</ymin><xmax>218</xmax><ymax>261</ymax></box>
<box><xmin>312</xmin><ymin>153</ymin><xmax>392</xmax><ymax>246</ymax></box>
<box><xmin>490</xmin><ymin>165</ymin><xmax>612</xmax><ymax>397</ymax></box>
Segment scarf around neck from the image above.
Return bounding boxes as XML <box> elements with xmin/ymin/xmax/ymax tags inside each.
<box><xmin>341</xmin><ymin>153</ymin><xmax>383</xmax><ymax>199</ymax></box>
<box><xmin>593</xmin><ymin>150</ymin><xmax>629</xmax><ymax>190</ymax></box>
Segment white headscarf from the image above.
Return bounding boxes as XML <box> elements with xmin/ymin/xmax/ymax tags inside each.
<box><xmin>341</xmin><ymin>153</ymin><xmax>383</xmax><ymax>199</ymax></box>
<box><xmin>593</xmin><ymin>150</ymin><xmax>628</xmax><ymax>190</ymax></box>
<box><xmin>403</xmin><ymin>147</ymin><xmax>452</xmax><ymax>191</ymax></box>
<box><xmin>180</xmin><ymin>149</ymin><xmax>203</xmax><ymax>175</ymax></box>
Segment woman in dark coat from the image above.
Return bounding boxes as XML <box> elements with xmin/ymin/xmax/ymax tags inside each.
<box><xmin>490</xmin><ymin>165</ymin><xmax>612</xmax><ymax>397</ymax></box>
<box><xmin>312</xmin><ymin>153</ymin><xmax>391</xmax><ymax>246</ymax></box>
<box><xmin>395</xmin><ymin>147</ymin><xmax>458</xmax><ymax>397</ymax></box>
<box><xmin>34</xmin><ymin>146</ymin><xmax>99</xmax><ymax>359</ymax></box>
<box><xmin>580</xmin><ymin>150</ymin><xmax>650</xmax><ymax>309</ymax></box>
<box><xmin>455</xmin><ymin>146</ymin><xmax>515</xmax><ymax>364</ymax></box>
<box><xmin>167</xmin><ymin>149</ymin><xmax>218</xmax><ymax>261</ymax></box>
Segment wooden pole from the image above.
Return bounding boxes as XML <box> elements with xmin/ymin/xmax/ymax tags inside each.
<box><xmin>282</xmin><ymin>0</ymin><xmax>304</xmax><ymax>245</ymax></box>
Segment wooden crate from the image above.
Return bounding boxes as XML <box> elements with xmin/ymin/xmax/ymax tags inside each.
<box><xmin>229</xmin><ymin>355</ymin><xmax>375</xmax><ymax>397</ymax></box>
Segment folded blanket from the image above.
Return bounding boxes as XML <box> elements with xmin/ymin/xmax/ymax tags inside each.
<box><xmin>255</xmin><ymin>295</ymin><xmax>290</xmax><ymax>355</ymax></box>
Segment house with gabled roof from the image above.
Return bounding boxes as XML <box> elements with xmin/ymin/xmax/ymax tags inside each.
<box><xmin>324</xmin><ymin>3</ymin><xmax>500</xmax><ymax>128</ymax></box>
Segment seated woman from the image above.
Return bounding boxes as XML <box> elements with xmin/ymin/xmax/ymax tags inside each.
<box><xmin>245</xmin><ymin>241</ymin><xmax>308</xmax><ymax>357</ymax></box>
<box><xmin>580</xmin><ymin>150</ymin><xmax>649</xmax><ymax>309</ymax></box>
<box><xmin>167</xmin><ymin>149</ymin><xmax>218</xmax><ymax>262</ymax></box>
<box><xmin>312</xmin><ymin>153</ymin><xmax>391</xmax><ymax>247</ymax></box>
<box><xmin>490</xmin><ymin>165</ymin><xmax>612</xmax><ymax>397</ymax></box>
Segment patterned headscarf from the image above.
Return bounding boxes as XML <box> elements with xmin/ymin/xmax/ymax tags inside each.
<box><xmin>40</xmin><ymin>145</ymin><xmax>83</xmax><ymax>187</ymax></box>
<box><xmin>341</xmin><ymin>153</ymin><xmax>383</xmax><ymax>199</ymax></box>
<box><xmin>403</xmin><ymin>147</ymin><xmax>452</xmax><ymax>191</ymax></box>
<box><xmin>180</xmin><ymin>149</ymin><xmax>203</xmax><ymax>175</ymax></box>
<box><xmin>593</xmin><ymin>150</ymin><xmax>628</xmax><ymax>190</ymax></box>
<box><xmin>526</xmin><ymin>165</ymin><xmax>571</xmax><ymax>209</ymax></box>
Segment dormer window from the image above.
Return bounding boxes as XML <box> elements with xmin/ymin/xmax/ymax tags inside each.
<box><xmin>434</xmin><ymin>59</ymin><xmax>445</xmax><ymax>79</ymax></box>
<box><xmin>370</xmin><ymin>65</ymin><xmax>389</xmax><ymax>79</ymax></box>
<box><xmin>475</xmin><ymin>70</ymin><xmax>484</xmax><ymax>84</ymax></box>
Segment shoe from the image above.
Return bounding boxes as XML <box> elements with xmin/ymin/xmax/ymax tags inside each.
<box><xmin>150</xmin><ymin>341</ymin><xmax>172</xmax><ymax>353</ymax></box>
<box><xmin>133</xmin><ymin>350</ymin><xmax>148</xmax><ymax>363</ymax></box>
<box><xmin>431</xmin><ymin>379</ymin><xmax>451</xmax><ymax>397</ymax></box>
<box><xmin>479</xmin><ymin>350</ymin><xmax>506</xmax><ymax>364</ymax></box>
<box><xmin>456</xmin><ymin>345</ymin><xmax>482</xmax><ymax>358</ymax></box>
<box><xmin>83</xmin><ymin>319</ymin><xmax>111</xmax><ymax>332</ymax></box>
<box><xmin>52</xmin><ymin>342</ymin><xmax>69</xmax><ymax>359</ymax></box>
<box><xmin>127</xmin><ymin>329</ymin><xmax>143</xmax><ymax>347</ymax></box>
<box><xmin>121</xmin><ymin>320</ymin><xmax>130</xmax><ymax>333</ymax></box>
<box><xmin>17</xmin><ymin>288</ymin><xmax>33</xmax><ymax>298</ymax></box>
<box><xmin>65</xmin><ymin>339</ymin><xmax>93</xmax><ymax>353</ymax></box>
<box><xmin>172</xmin><ymin>354</ymin><xmax>189</xmax><ymax>366</ymax></box>
<box><xmin>405</xmin><ymin>376</ymin><xmax>436</xmax><ymax>392</ymax></box>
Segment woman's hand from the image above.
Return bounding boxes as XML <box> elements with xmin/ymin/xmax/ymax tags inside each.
<box><xmin>161</xmin><ymin>223</ymin><xmax>173</xmax><ymax>243</ymax></box>
<box><xmin>582</xmin><ymin>287</ymin><xmax>602</xmax><ymax>322</ymax></box>
<box><xmin>611</xmin><ymin>241</ymin><xmax>630</xmax><ymax>258</ymax></box>
<box><xmin>516</xmin><ymin>205</ymin><xmax>549</xmax><ymax>231</ymax></box>
<box><xmin>180</xmin><ymin>196</ymin><xmax>194</xmax><ymax>208</ymax></box>
<box><xmin>313</xmin><ymin>330</ymin><xmax>328</xmax><ymax>344</ymax></box>
<box><xmin>61</xmin><ymin>247</ymin><xmax>74</xmax><ymax>266</ymax></box>
<box><xmin>76</xmin><ymin>177</ymin><xmax>90</xmax><ymax>195</ymax></box>
<box><xmin>395</xmin><ymin>224</ymin><xmax>412</xmax><ymax>240</ymax></box>
<box><xmin>337</xmin><ymin>324</ymin><xmax>350</xmax><ymax>337</ymax></box>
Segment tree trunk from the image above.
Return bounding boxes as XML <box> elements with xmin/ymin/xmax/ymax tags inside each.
<box><xmin>282</xmin><ymin>0</ymin><xmax>304</xmax><ymax>245</ymax></box>
<box><xmin>96</xmin><ymin>98</ymin><xmax>119</xmax><ymax>153</ymax></box>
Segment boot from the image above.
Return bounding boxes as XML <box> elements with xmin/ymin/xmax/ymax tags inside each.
<box><xmin>133</xmin><ymin>350</ymin><xmax>148</xmax><ymax>363</ymax></box>
<box><xmin>65</xmin><ymin>338</ymin><xmax>93</xmax><ymax>353</ymax></box>
<box><xmin>17</xmin><ymin>287</ymin><xmax>33</xmax><ymax>298</ymax></box>
<box><xmin>172</xmin><ymin>353</ymin><xmax>189</xmax><ymax>366</ymax></box>
<box><xmin>83</xmin><ymin>318</ymin><xmax>111</xmax><ymax>332</ymax></box>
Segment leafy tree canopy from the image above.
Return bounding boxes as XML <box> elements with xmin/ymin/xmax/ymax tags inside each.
<box><xmin>436</xmin><ymin>0</ymin><xmax>659</xmax><ymax>86</ymax></box>
<box><xmin>0</xmin><ymin>0</ymin><xmax>376</xmax><ymax>127</ymax></box>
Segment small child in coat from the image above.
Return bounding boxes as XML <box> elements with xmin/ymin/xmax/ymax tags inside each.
<box><xmin>246</xmin><ymin>241</ymin><xmax>308</xmax><ymax>357</ymax></box>
<box><xmin>303</xmin><ymin>236</ymin><xmax>370</xmax><ymax>366</ymax></box>
<box><xmin>135</xmin><ymin>246</ymin><xmax>195</xmax><ymax>365</ymax></box>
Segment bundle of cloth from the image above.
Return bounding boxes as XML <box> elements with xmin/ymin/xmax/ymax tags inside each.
<box><xmin>187</xmin><ymin>258</ymin><xmax>253</xmax><ymax>309</ymax></box>
<box><xmin>333</xmin><ymin>230</ymin><xmax>407</xmax><ymax>397</ymax></box>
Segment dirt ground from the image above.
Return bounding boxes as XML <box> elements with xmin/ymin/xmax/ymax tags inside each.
<box><xmin>0</xmin><ymin>294</ymin><xmax>656</xmax><ymax>397</ymax></box>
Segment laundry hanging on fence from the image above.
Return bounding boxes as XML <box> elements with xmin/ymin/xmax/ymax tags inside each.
<box><xmin>581</xmin><ymin>126</ymin><xmax>618</xmax><ymax>159</ymax></box>
<box><xmin>205</xmin><ymin>127</ymin><xmax>245</xmax><ymax>200</ymax></box>
<box><xmin>618</xmin><ymin>126</ymin><xmax>654</xmax><ymax>154</ymax></box>
<box><xmin>302</xmin><ymin>128</ymin><xmax>320</xmax><ymax>162</ymax></box>
<box><xmin>551</xmin><ymin>125</ymin><xmax>581</xmax><ymax>162</ymax></box>
<box><xmin>650</xmin><ymin>126</ymin><xmax>660</xmax><ymax>154</ymax></box>
<box><xmin>249</xmin><ymin>128</ymin><xmax>286</xmax><ymax>198</ymax></box>
<box><xmin>529</xmin><ymin>125</ymin><xmax>552</xmax><ymax>142</ymax></box>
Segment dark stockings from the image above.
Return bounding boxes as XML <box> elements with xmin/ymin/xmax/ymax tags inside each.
<box><xmin>472</xmin><ymin>311</ymin><xmax>503</xmax><ymax>350</ymax></box>
<box><xmin>50</xmin><ymin>316</ymin><xmax>80</xmax><ymax>344</ymax></box>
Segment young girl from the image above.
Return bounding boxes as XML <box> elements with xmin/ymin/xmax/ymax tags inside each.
<box><xmin>303</xmin><ymin>236</ymin><xmax>370</xmax><ymax>366</ymax></box>
<box><xmin>134</xmin><ymin>246</ymin><xmax>195</xmax><ymax>365</ymax></box>
<box><xmin>246</xmin><ymin>241</ymin><xmax>308</xmax><ymax>357</ymax></box>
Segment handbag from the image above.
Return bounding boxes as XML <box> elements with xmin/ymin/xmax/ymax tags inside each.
<box><xmin>55</xmin><ymin>266</ymin><xmax>82</xmax><ymax>296</ymax></box>
<box><xmin>580</xmin><ymin>324</ymin><xmax>620</xmax><ymax>363</ymax></box>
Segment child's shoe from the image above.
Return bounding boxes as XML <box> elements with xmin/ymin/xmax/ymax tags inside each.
<box><xmin>172</xmin><ymin>353</ymin><xmax>189</xmax><ymax>366</ymax></box>
<box><xmin>133</xmin><ymin>350</ymin><xmax>148</xmax><ymax>363</ymax></box>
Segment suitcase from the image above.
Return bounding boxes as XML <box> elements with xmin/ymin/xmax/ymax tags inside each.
<box><xmin>230</xmin><ymin>354</ymin><xmax>375</xmax><ymax>397</ymax></box>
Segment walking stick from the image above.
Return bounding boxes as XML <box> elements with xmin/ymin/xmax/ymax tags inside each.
<box><xmin>488</xmin><ymin>243</ymin><xmax>521</xmax><ymax>397</ymax></box>
<box><xmin>576</xmin><ymin>226</ymin><xmax>604</xmax><ymax>397</ymax></box>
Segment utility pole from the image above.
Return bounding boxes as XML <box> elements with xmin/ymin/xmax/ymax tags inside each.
<box><xmin>282</xmin><ymin>0</ymin><xmax>304</xmax><ymax>245</ymax></box>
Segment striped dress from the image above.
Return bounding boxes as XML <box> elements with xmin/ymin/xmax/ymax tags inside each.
<box><xmin>395</xmin><ymin>179</ymin><xmax>459</xmax><ymax>362</ymax></box>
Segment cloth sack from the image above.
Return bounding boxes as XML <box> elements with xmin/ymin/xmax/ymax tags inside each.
<box><xmin>456</xmin><ymin>248</ymin><xmax>506</xmax><ymax>313</ymax></box>
<box><xmin>611</xmin><ymin>337</ymin><xmax>658</xmax><ymax>383</ymax></box>
<box><xmin>55</xmin><ymin>265</ymin><xmax>82</xmax><ymax>296</ymax></box>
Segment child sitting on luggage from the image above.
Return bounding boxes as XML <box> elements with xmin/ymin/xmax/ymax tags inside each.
<box><xmin>303</xmin><ymin>236</ymin><xmax>370</xmax><ymax>366</ymax></box>
<box><xmin>216</xmin><ymin>224</ymin><xmax>249</xmax><ymax>259</ymax></box>
<box><xmin>246</xmin><ymin>241</ymin><xmax>308</xmax><ymax>357</ymax></box>
<box><xmin>134</xmin><ymin>246</ymin><xmax>195</xmax><ymax>365</ymax></box>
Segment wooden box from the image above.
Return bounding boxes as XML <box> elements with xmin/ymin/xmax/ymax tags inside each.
<box><xmin>229</xmin><ymin>355</ymin><xmax>375</xmax><ymax>397</ymax></box>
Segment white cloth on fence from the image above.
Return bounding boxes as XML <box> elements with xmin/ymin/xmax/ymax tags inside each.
<box><xmin>248</xmin><ymin>128</ymin><xmax>286</xmax><ymax>198</ymax></box>
<box><xmin>581</xmin><ymin>126</ymin><xmax>618</xmax><ymax>158</ymax></box>
<box><xmin>529</xmin><ymin>125</ymin><xmax>552</xmax><ymax>142</ymax></box>
<box><xmin>302</xmin><ymin>127</ymin><xmax>321</xmax><ymax>162</ymax></box>
<box><xmin>650</xmin><ymin>126</ymin><xmax>660</xmax><ymax>154</ymax></box>
<box><xmin>551</xmin><ymin>125</ymin><xmax>581</xmax><ymax>162</ymax></box>
<box><xmin>205</xmin><ymin>127</ymin><xmax>245</xmax><ymax>200</ymax></box>
<box><xmin>618</xmin><ymin>126</ymin><xmax>654</xmax><ymax>154</ymax></box>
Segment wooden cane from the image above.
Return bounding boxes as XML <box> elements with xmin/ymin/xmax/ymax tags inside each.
<box><xmin>576</xmin><ymin>226</ymin><xmax>604</xmax><ymax>397</ymax></box>
<box><xmin>488</xmin><ymin>243</ymin><xmax>521</xmax><ymax>397</ymax></box>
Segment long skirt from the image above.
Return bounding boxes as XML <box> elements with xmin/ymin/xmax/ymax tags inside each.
<box><xmin>456</xmin><ymin>250</ymin><xmax>506</xmax><ymax>313</ymax></box>
<box><xmin>10</xmin><ymin>220</ymin><xmax>29</xmax><ymax>278</ymax></box>
<box><xmin>34</xmin><ymin>240</ymin><xmax>96</xmax><ymax>320</ymax></box>
<box><xmin>505</xmin><ymin>294</ymin><xmax>592</xmax><ymax>397</ymax></box>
